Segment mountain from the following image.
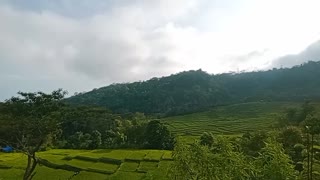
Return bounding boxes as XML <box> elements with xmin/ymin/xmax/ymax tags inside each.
<box><xmin>67</xmin><ymin>61</ymin><xmax>320</xmax><ymax>116</ymax></box>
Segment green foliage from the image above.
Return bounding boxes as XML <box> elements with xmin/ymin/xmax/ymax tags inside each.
<box><xmin>63</xmin><ymin>130</ymin><xmax>102</xmax><ymax>150</ymax></box>
<box><xmin>278</xmin><ymin>101</ymin><xmax>316</xmax><ymax>126</ymax></box>
<box><xmin>56</xmin><ymin>107</ymin><xmax>174</xmax><ymax>150</ymax></box>
<box><xmin>67</xmin><ymin>61</ymin><xmax>320</xmax><ymax>116</ymax></box>
<box><xmin>170</xmin><ymin>136</ymin><xmax>297</xmax><ymax>180</ymax></box>
<box><xmin>144</xmin><ymin>120</ymin><xmax>175</xmax><ymax>150</ymax></box>
<box><xmin>278</xmin><ymin>126</ymin><xmax>303</xmax><ymax>149</ymax></box>
<box><xmin>170</xmin><ymin>137</ymin><xmax>256</xmax><ymax>180</ymax></box>
<box><xmin>0</xmin><ymin>89</ymin><xmax>67</xmax><ymax>180</ymax></box>
<box><xmin>199</xmin><ymin>132</ymin><xmax>214</xmax><ymax>147</ymax></box>
<box><xmin>240</xmin><ymin>131</ymin><xmax>268</xmax><ymax>157</ymax></box>
<box><xmin>255</xmin><ymin>139</ymin><xmax>296</xmax><ymax>179</ymax></box>
<box><xmin>90</xmin><ymin>130</ymin><xmax>102</xmax><ymax>149</ymax></box>
<box><xmin>303</xmin><ymin>114</ymin><xmax>320</xmax><ymax>135</ymax></box>
<box><xmin>0</xmin><ymin>89</ymin><xmax>67</xmax><ymax>149</ymax></box>
<box><xmin>277</xmin><ymin>126</ymin><xmax>304</xmax><ymax>164</ymax></box>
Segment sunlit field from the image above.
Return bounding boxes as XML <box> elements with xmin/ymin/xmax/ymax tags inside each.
<box><xmin>0</xmin><ymin>149</ymin><xmax>173</xmax><ymax>180</ymax></box>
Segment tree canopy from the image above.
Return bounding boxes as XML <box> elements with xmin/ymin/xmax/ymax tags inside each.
<box><xmin>0</xmin><ymin>89</ymin><xmax>67</xmax><ymax>180</ymax></box>
<box><xmin>67</xmin><ymin>61</ymin><xmax>320</xmax><ymax>116</ymax></box>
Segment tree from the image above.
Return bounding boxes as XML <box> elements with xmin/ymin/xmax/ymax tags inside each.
<box><xmin>90</xmin><ymin>130</ymin><xmax>102</xmax><ymax>149</ymax></box>
<box><xmin>126</xmin><ymin>120</ymin><xmax>147</xmax><ymax>147</ymax></box>
<box><xmin>0</xmin><ymin>89</ymin><xmax>66</xmax><ymax>180</ymax></box>
<box><xmin>170</xmin><ymin>137</ymin><xmax>254</xmax><ymax>179</ymax></box>
<box><xmin>67</xmin><ymin>61</ymin><xmax>320</xmax><ymax>116</ymax></box>
<box><xmin>144</xmin><ymin>120</ymin><xmax>175</xmax><ymax>150</ymax></box>
<box><xmin>278</xmin><ymin>101</ymin><xmax>316</xmax><ymax>126</ymax></box>
<box><xmin>199</xmin><ymin>132</ymin><xmax>214</xmax><ymax>147</ymax></box>
<box><xmin>278</xmin><ymin>126</ymin><xmax>303</xmax><ymax>149</ymax></box>
<box><xmin>256</xmin><ymin>138</ymin><xmax>296</xmax><ymax>179</ymax></box>
<box><xmin>303</xmin><ymin>115</ymin><xmax>320</xmax><ymax>180</ymax></box>
<box><xmin>169</xmin><ymin>137</ymin><xmax>296</xmax><ymax>179</ymax></box>
<box><xmin>240</xmin><ymin>131</ymin><xmax>268</xmax><ymax>156</ymax></box>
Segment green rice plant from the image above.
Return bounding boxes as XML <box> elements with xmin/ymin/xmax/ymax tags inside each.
<box><xmin>143</xmin><ymin>161</ymin><xmax>172</xmax><ymax>180</ymax></box>
<box><xmin>163</xmin><ymin>102</ymin><xmax>294</xmax><ymax>136</ymax></box>
<box><xmin>74</xmin><ymin>155</ymin><xmax>99</xmax><ymax>162</ymax></box>
<box><xmin>99</xmin><ymin>157</ymin><xmax>123</xmax><ymax>165</ymax></box>
<box><xmin>125</xmin><ymin>151</ymin><xmax>147</xmax><ymax>161</ymax></box>
<box><xmin>66</xmin><ymin>159</ymin><xmax>119</xmax><ymax>172</ymax></box>
<box><xmin>108</xmin><ymin>171</ymin><xmax>146</xmax><ymax>180</ymax></box>
<box><xmin>161</xmin><ymin>151</ymin><xmax>173</xmax><ymax>161</ymax></box>
<box><xmin>33</xmin><ymin>166</ymin><xmax>74</xmax><ymax>180</ymax></box>
<box><xmin>80</xmin><ymin>150</ymin><xmax>129</xmax><ymax>160</ymax></box>
<box><xmin>144</xmin><ymin>151</ymin><xmax>164</xmax><ymax>161</ymax></box>
<box><xmin>137</xmin><ymin>162</ymin><xmax>158</xmax><ymax>172</ymax></box>
<box><xmin>0</xmin><ymin>168</ymin><xmax>24</xmax><ymax>179</ymax></box>
<box><xmin>119</xmin><ymin>162</ymin><xmax>139</xmax><ymax>172</ymax></box>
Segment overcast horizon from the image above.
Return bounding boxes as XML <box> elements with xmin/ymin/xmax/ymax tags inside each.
<box><xmin>1</xmin><ymin>0</ymin><xmax>320</xmax><ymax>101</ymax></box>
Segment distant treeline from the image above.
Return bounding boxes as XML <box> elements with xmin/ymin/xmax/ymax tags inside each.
<box><xmin>67</xmin><ymin>61</ymin><xmax>320</xmax><ymax>116</ymax></box>
<box><xmin>0</xmin><ymin>90</ymin><xmax>175</xmax><ymax>179</ymax></box>
<box><xmin>0</xmin><ymin>93</ymin><xmax>174</xmax><ymax>151</ymax></box>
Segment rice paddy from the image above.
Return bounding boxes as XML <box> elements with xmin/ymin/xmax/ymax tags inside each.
<box><xmin>0</xmin><ymin>149</ymin><xmax>172</xmax><ymax>180</ymax></box>
<box><xmin>2</xmin><ymin>102</ymin><xmax>319</xmax><ymax>179</ymax></box>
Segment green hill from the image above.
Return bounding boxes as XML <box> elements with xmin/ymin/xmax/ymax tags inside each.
<box><xmin>67</xmin><ymin>61</ymin><xmax>320</xmax><ymax>116</ymax></box>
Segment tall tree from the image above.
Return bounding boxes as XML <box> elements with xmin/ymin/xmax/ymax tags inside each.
<box><xmin>0</xmin><ymin>89</ymin><xmax>66</xmax><ymax>180</ymax></box>
<box><xmin>144</xmin><ymin>120</ymin><xmax>175</xmax><ymax>150</ymax></box>
<box><xmin>169</xmin><ymin>137</ymin><xmax>296</xmax><ymax>179</ymax></box>
<box><xmin>303</xmin><ymin>115</ymin><xmax>320</xmax><ymax>180</ymax></box>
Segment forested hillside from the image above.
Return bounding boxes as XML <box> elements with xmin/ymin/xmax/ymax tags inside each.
<box><xmin>67</xmin><ymin>61</ymin><xmax>320</xmax><ymax>116</ymax></box>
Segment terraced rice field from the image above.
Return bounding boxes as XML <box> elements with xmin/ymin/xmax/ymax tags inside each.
<box><xmin>0</xmin><ymin>149</ymin><xmax>173</xmax><ymax>180</ymax></box>
<box><xmin>162</xmin><ymin>102</ymin><xmax>312</xmax><ymax>136</ymax></box>
<box><xmin>2</xmin><ymin>102</ymin><xmax>320</xmax><ymax>179</ymax></box>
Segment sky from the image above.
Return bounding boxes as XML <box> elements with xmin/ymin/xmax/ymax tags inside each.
<box><xmin>1</xmin><ymin>0</ymin><xmax>320</xmax><ymax>100</ymax></box>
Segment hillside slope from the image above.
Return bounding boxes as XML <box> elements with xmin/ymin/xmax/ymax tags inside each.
<box><xmin>162</xmin><ymin>102</ymin><xmax>312</xmax><ymax>136</ymax></box>
<box><xmin>67</xmin><ymin>61</ymin><xmax>320</xmax><ymax>116</ymax></box>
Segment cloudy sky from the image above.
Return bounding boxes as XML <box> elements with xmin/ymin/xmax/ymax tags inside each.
<box><xmin>1</xmin><ymin>0</ymin><xmax>320</xmax><ymax>100</ymax></box>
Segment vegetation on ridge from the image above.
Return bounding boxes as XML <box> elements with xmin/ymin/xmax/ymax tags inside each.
<box><xmin>67</xmin><ymin>61</ymin><xmax>320</xmax><ymax>116</ymax></box>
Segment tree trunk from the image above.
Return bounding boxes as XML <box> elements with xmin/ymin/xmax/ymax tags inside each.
<box><xmin>23</xmin><ymin>153</ymin><xmax>38</xmax><ymax>180</ymax></box>
<box><xmin>307</xmin><ymin>133</ymin><xmax>310</xmax><ymax>180</ymax></box>
<box><xmin>311</xmin><ymin>134</ymin><xmax>314</xmax><ymax>180</ymax></box>
<box><xmin>23</xmin><ymin>140</ymin><xmax>43</xmax><ymax>180</ymax></box>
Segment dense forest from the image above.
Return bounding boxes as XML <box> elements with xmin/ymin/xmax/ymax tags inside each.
<box><xmin>67</xmin><ymin>61</ymin><xmax>320</xmax><ymax>116</ymax></box>
<box><xmin>0</xmin><ymin>92</ymin><xmax>174</xmax><ymax>151</ymax></box>
<box><xmin>0</xmin><ymin>90</ymin><xmax>175</xmax><ymax>179</ymax></box>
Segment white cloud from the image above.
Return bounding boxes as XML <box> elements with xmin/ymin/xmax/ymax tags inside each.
<box><xmin>1</xmin><ymin>0</ymin><xmax>320</xmax><ymax>100</ymax></box>
<box><xmin>272</xmin><ymin>40</ymin><xmax>320</xmax><ymax>68</ymax></box>
<box><xmin>0</xmin><ymin>1</ymin><xmax>201</xmax><ymax>100</ymax></box>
